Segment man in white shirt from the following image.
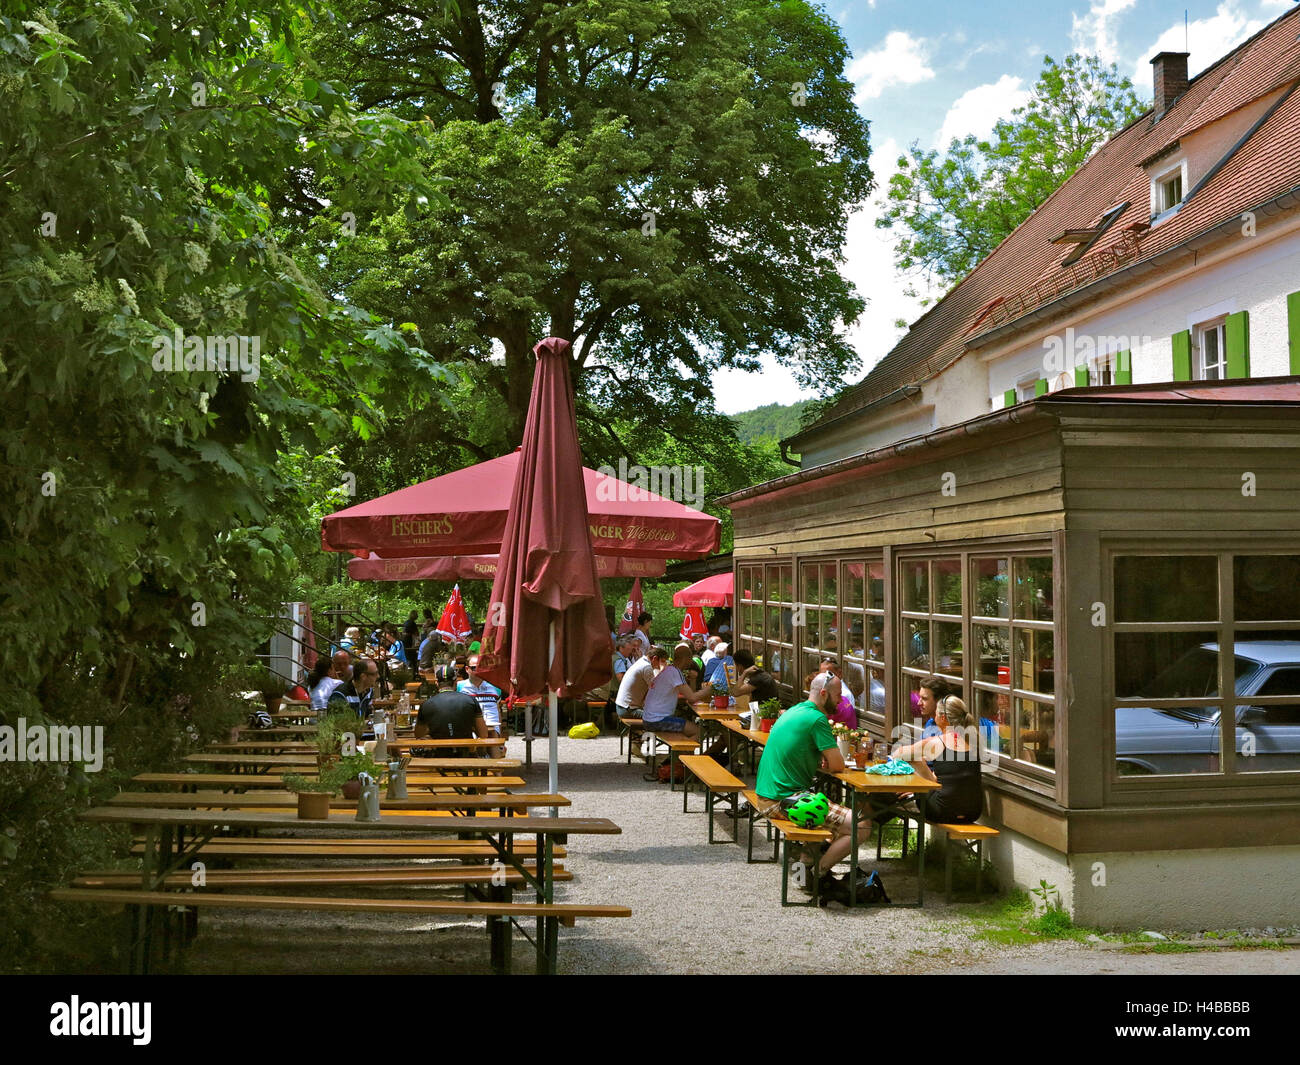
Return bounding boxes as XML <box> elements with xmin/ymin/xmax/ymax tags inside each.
<box><xmin>615</xmin><ymin>644</ymin><xmax>710</xmax><ymax>739</ymax></box>
<box><xmin>458</xmin><ymin>654</ymin><xmax>504</xmax><ymax>736</ymax></box>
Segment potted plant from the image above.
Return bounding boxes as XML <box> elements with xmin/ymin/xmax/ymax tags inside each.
<box><xmin>334</xmin><ymin>751</ymin><xmax>386</xmax><ymax>800</ymax></box>
<box><xmin>314</xmin><ymin>714</ymin><xmax>351</xmax><ymax>774</ymax></box>
<box><xmin>282</xmin><ymin>773</ymin><xmax>338</xmax><ymax>819</ymax></box>
<box><xmin>758</xmin><ymin>697</ymin><xmax>782</xmax><ymax>734</ymax></box>
<box><xmin>831</xmin><ymin>722</ymin><xmax>853</xmax><ymax>758</ymax></box>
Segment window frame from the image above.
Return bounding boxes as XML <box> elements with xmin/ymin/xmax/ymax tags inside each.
<box><xmin>1150</xmin><ymin>158</ymin><xmax>1187</xmax><ymax>221</ymax></box>
<box><xmin>1194</xmin><ymin>317</ymin><xmax>1228</xmax><ymax>381</ymax></box>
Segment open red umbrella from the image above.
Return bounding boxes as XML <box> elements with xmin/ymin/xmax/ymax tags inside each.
<box><xmin>477</xmin><ymin>337</ymin><xmax>612</xmax><ymax>800</ymax></box>
<box><xmin>672</xmin><ymin>571</ymin><xmax>734</xmax><ymax>607</ymax></box>
<box><xmin>435</xmin><ymin>585</ymin><xmax>473</xmax><ymax>642</ymax></box>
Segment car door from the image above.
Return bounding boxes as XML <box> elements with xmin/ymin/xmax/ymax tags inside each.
<box><xmin>1236</xmin><ymin>667</ymin><xmax>1300</xmax><ymax>772</ymax></box>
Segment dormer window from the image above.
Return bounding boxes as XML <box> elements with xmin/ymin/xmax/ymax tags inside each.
<box><xmin>1150</xmin><ymin>159</ymin><xmax>1187</xmax><ymax>222</ymax></box>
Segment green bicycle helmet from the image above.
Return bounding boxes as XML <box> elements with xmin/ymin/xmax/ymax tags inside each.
<box><xmin>782</xmin><ymin>790</ymin><xmax>830</xmax><ymax>828</ymax></box>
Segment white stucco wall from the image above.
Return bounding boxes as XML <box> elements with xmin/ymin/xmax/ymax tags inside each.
<box><xmin>985</xmin><ymin>221</ymin><xmax>1300</xmax><ymax>400</ymax></box>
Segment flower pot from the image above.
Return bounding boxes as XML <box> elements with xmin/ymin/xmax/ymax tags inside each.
<box><xmin>712</xmin><ymin>695</ymin><xmax>729</xmax><ymax>710</ymax></box>
<box><xmin>341</xmin><ymin>778</ymin><xmax>362</xmax><ymax>800</ymax></box>
<box><xmin>263</xmin><ymin>694</ymin><xmax>283</xmax><ymax>714</ymax></box>
<box><xmin>297</xmin><ymin>791</ymin><xmax>330</xmax><ymax>820</ymax></box>
<box><xmin>759</xmin><ymin>717</ymin><xmax>776</xmax><ymax>733</ymax></box>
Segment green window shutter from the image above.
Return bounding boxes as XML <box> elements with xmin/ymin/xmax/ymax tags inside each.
<box><xmin>1171</xmin><ymin>329</ymin><xmax>1192</xmax><ymax>381</ymax></box>
<box><xmin>1225</xmin><ymin>311</ymin><xmax>1250</xmax><ymax>378</ymax></box>
<box><xmin>1115</xmin><ymin>350</ymin><xmax>1132</xmax><ymax>385</ymax></box>
<box><xmin>1074</xmin><ymin>365</ymin><xmax>1090</xmax><ymax>387</ymax></box>
<box><xmin>1288</xmin><ymin>292</ymin><xmax>1300</xmax><ymax>375</ymax></box>
<box><xmin>1033</xmin><ymin>378</ymin><xmax>1048</xmax><ymax>397</ymax></box>
<box><xmin>1003</xmin><ymin>388</ymin><xmax>1016</xmax><ymax>408</ymax></box>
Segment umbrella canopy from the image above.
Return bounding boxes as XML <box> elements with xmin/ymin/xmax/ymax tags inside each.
<box><xmin>616</xmin><ymin>577</ymin><xmax>644</xmax><ymax>635</ymax></box>
<box><xmin>321</xmin><ymin>455</ymin><xmax>720</xmax><ymax>560</ymax></box>
<box><xmin>672</xmin><ymin>571</ymin><xmax>735</xmax><ymax>607</ymax></box>
<box><xmin>680</xmin><ymin>606</ymin><xmax>708</xmax><ymax>642</ymax></box>
<box><xmin>477</xmin><ymin>337</ymin><xmax>611</xmax><ymax>699</ymax></box>
<box><xmin>435</xmin><ymin>585</ymin><xmax>473</xmax><ymax>642</ymax></box>
<box><xmin>347</xmin><ymin>553</ymin><xmax>665</xmax><ymax>582</ymax></box>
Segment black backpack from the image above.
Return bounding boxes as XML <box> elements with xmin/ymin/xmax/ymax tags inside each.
<box><xmin>819</xmin><ymin>869</ymin><xmax>890</xmax><ymax>907</ymax></box>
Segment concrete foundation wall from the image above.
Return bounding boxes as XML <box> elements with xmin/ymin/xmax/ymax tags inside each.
<box><xmin>986</xmin><ymin>826</ymin><xmax>1300</xmax><ymax>930</ymax></box>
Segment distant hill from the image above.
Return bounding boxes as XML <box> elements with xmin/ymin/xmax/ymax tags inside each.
<box><xmin>730</xmin><ymin>401</ymin><xmax>811</xmax><ymax>447</ymax></box>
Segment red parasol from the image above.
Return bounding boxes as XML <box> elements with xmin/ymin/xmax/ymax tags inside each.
<box><xmin>680</xmin><ymin>606</ymin><xmax>707</xmax><ymax>642</ymax></box>
<box><xmin>435</xmin><ymin>584</ymin><xmax>473</xmax><ymax>642</ymax></box>
<box><xmin>617</xmin><ymin>577</ymin><xmax>644</xmax><ymax>635</ymax></box>
<box><xmin>672</xmin><ymin>571</ymin><xmax>734</xmax><ymax>607</ymax></box>
<box><xmin>477</xmin><ymin>337</ymin><xmax>612</xmax><ymax>701</ymax></box>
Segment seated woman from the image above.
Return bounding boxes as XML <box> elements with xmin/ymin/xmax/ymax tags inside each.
<box><xmin>887</xmin><ymin>695</ymin><xmax>983</xmax><ymax>825</ymax></box>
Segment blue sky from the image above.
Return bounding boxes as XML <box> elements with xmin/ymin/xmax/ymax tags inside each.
<box><xmin>712</xmin><ymin>0</ymin><xmax>1297</xmax><ymax>413</ymax></box>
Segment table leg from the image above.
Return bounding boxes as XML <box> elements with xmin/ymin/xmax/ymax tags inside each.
<box><xmin>916</xmin><ymin>792</ymin><xmax>928</xmax><ymax>907</ymax></box>
<box><xmin>849</xmin><ymin>788</ymin><xmax>859</xmax><ymax>908</ymax></box>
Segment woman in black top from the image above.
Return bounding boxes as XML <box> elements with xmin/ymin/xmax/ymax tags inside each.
<box><xmin>891</xmin><ymin>695</ymin><xmax>984</xmax><ymax>824</ymax></box>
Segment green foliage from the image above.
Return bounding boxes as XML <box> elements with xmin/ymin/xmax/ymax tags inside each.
<box><xmin>333</xmin><ymin>751</ymin><xmax>386</xmax><ymax>784</ymax></box>
<box><xmin>730</xmin><ymin>402</ymin><xmax>812</xmax><ymax>447</ymax></box>
<box><xmin>282</xmin><ymin>773</ymin><xmax>338</xmax><ymax>794</ymax></box>
<box><xmin>876</xmin><ymin>54</ymin><xmax>1147</xmax><ymax>294</ymax></box>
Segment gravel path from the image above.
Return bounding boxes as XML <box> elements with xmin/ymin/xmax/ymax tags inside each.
<box><xmin>182</xmin><ymin>734</ymin><xmax>1300</xmax><ymax>975</ymax></box>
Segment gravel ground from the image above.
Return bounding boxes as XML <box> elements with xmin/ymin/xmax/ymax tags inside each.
<box><xmin>183</xmin><ymin>734</ymin><xmax>1300</xmax><ymax>975</ymax></box>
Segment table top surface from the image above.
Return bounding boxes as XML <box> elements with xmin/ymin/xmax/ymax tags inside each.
<box><xmin>692</xmin><ymin>708</ymin><xmax>744</xmax><ymax>721</ymax></box>
<box><xmin>132</xmin><ymin>772</ymin><xmax>526</xmax><ymax>789</ymax></box>
<box><xmin>82</xmin><ymin>806</ymin><xmax>620</xmax><ymax>834</ymax></box>
<box><xmin>826</xmin><ymin>765</ymin><xmax>942</xmax><ymax>792</ymax></box>
<box><xmin>388</xmin><ymin>737</ymin><xmax>508</xmax><ymax>749</ymax></box>
<box><xmin>107</xmin><ymin>791</ymin><xmax>572</xmax><ymax>810</ymax></box>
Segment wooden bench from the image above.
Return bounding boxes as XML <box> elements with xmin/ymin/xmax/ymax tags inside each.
<box><xmin>769</xmin><ymin>816</ymin><xmax>833</xmax><ymax>907</ymax></box>
<box><xmin>679</xmin><ymin>755</ymin><xmax>746</xmax><ymax>844</ymax></box>
<box><xmin>619</xmin><ymin>717</ymin><xmax>645</xmax><ymax>761</ymax></box>
<box><xmin>929</xmin><ymin>822</ymin><xmax>1000</xmax><ymax>903</ymax></box>
<box><xmin>72</xmin><ymin>864</ymin><xmax>572</xmax><ymax>890</ymax></box>
<box><xmin>641</xmin><ymin>732</ymin><xmax>698</xmax><ymax>790</ymax></box>
<box><xmin>129</xmin><ymin>838</ymin><xmax>567</xmax><ymax>861</ymax></box>
<box><xmin>50</xmin><ymin>887</ymin><xmax>630</xmax><ymax>975</ymax></box>
<box><xmin>133</xmin><ymin>772</ymin><xmax>526</xmax><ymax>792</ymax></box>
<box><xmin>107</xmin><ymin>791</ymin><xmax>570</xmax><ymax>814</ymax></box>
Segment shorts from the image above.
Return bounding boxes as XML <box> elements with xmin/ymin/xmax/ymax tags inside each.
<box><xmin>642</xmin><ymin>716</ymin><xmax>688</xmax><ymax>732</ymax></box>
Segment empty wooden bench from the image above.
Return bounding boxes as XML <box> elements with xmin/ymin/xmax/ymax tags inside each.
<box><xmin>130</xmin><ymin>838</ymin><xmax>567</xmax><ymax>862</ymax></box>
<box><xmin>929</xmin><ymin>822</ymin><xmax>1000</xmax><ymax>903</ymax></box>
<box><xmin>73</xmin><ymin>865</ymin><xmax>573</xmax><ymax>890</ymax></box>
<box><xmin>619</xmin><ymin>717</ymin><xmax>645</xmax><ymax>761</ymax></box>
<box><xmin>679</xmin><ymin>755</ymin><xmax>745</xmax><ymax>844</ymax></box>
<box><xmin>50</xmin><ymin>887</ymin><xmax>630</xmax><ymax>975</ymax></box>
<box><xmin>641</xmin><ymin>732</ymin><xmax>698</xmax><ymax>790</ymax></box>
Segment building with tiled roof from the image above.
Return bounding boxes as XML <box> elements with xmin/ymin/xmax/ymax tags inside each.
<box><xmin>789</xmin><ymin>8</ymin><xmax>1300</xmax><ymax>467</ymax></box>
<box><xmin>719</xmin><ymin>10</ymin><xmax>1300</xmax><ymax>928</ymax></box>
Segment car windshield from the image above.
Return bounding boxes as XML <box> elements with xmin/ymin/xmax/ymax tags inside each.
<box><xmin>1137</xmin><ymin>650</ymin><xmax>1260</xmax><ymax>714</ymax></box>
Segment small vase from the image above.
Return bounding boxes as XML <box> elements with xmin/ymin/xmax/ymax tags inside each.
<box><xmin>297</xmin><ymin>791</ymin><xmax>330</xmax><ymax>819</ymax></box>
<box><xmin>342</xmin><ymin>778</ymin><xmax>362</xmax><ymax>800</ymax></box>
<box><xmin>837</xmin><ymin>737</ymin><xmax>852</xmax><ymax>758</ymax></box>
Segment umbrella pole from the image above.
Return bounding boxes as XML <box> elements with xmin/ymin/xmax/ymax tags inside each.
<box><xmin>548</xmin><ymin>619</ymin><xmax>559</xmax><ymax>817</ymax></box>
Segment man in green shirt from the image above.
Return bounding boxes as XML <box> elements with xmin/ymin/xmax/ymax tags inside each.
<box><xmin>756</xmin><ymin>672</ymin><xmax>868</xmax><ymax>878</ymax></box>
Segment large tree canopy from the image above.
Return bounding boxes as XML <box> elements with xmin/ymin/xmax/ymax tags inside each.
<box><xmin>876</xmin><ymin>54</ymin><xmax>1146</xmax><ymax>295</ymax></box>
<box><xmin>301</xmin><ymin>0</ymin><xmax>874</xmax><ymax>448</ymax></box>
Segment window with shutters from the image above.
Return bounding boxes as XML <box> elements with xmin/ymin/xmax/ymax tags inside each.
<box><xmin>1089</xmin><ymin>350</ymin><xmax>1117</xmax><ymax>386</ymax></box>
<box><xmin>1194</xmin><ymin>318</ymin><xmax>1227</xmax><ymax>380</ymax></box>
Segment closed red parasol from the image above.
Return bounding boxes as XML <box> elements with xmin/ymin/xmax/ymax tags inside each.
<box><xmin>476</xmin><ymin>338</ymin><xmax>613</xmax><ymax>801</ymax></box>
<box><xmin>435</xmin><ymin>585</ymin><xmax>473</xmax><ymax>642</ymax></box>
<box><xmin>617</xmin><ymin>577</ymin><xmax>644</xmax><ymax>635</ymax></box>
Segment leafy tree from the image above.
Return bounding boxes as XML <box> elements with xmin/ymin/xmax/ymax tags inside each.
<box><xmin>877</xmin><ymin>54</ymin><xmax>1147</xmax><ymax>293</ymax></box>
<box><xmin>301</xmin><ymin>0</ymin><xmax>874</xmax><ymax>451</ymax></box>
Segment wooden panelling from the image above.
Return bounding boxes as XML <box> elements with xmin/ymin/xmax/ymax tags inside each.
<box><xmin>1068</xmin><ymin>802</ymin><xmax>1300</xmax><ymax>853</ymax></box>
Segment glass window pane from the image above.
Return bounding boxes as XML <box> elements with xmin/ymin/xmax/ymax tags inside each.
<box><xmin>1115</xmin><ymin>704</ymin><xmax>1218</xmax><ymax>775</ymax></box>
<box><xmin>1015</xmin><ymin>628</ymin><xmax>1055</xmax><ymax>696</ymax></box>
<box><xmin>802</xmin><ymin>651</ymin><xmax>822</xmax><ymax>692</ymax></box>
<box><xmin>1016</xmin><ymin>698</ymin><xmax>1055</xmax><ymax>769</ymax></box>
<box><xmin>821</xmin><ymin>564</ymin><xmax>838</xmax><ymax>608</ymax></box>
<box><xmin>866</xmin><ymin>614</ymin><xmax>885</xmax><ymax>664</ymax></box>
<box><xmin>934</xmin><ymin>559</ymin><xmax>962</xmax><ymax>614</ymax></box>
<box><xmin>747</xmin><ymin>567</ymin><xmax>764</xmax><ymax>602</ymax></box>
<box><xmin>843</xmin><ymin>563</ymin><xmax>865</xmax><ymax>610</ymax></box>
<box><xmin>901</xmin><ymin>561</ymin><xmax>928</xmax><ymax>613</ymax></box>
<box><xmin>974</xmin><ymin>688</ymin><xmax>1009</xmax><ymax>756</ymax></box>
<box><xmin>903</xmin><ymin>619</ymin><xmax>930</xmax><ymax>669</ymax></box>
<box><xmin>934</xmin><ymin>620</ymin><xmax>964</xmax><ymax>678</ymax></box>
<box><xmin>974</xmin><ymin>625</ymin><xmax>1010</xmax><ymax>686</ymax></box>
<box><xmin>867</xmin><ymin>563</ymin><xmax>885</xmax><ymax>611</ymax></box>
<box><xmin>1013</xmin><ymin>556</ymin><xmax>1054</xmax><ymax>621</ymax></box>
<box><xmin>844</xmin><ymin>613</ymin><xmax>865</xmax><ymax>656</ymax></box>
<box><xmin>1114</xmin><ymin>632</ymin><xmax>1221</xmax><ymax>699</ymax></box>
<box><xmin>767</xmin><ymin>643</ymin><xmax>790</xmax><ymax>685</ymax></box>
<box><xmin>1115</xmin><ymin>556</ymin><xmax>1217</xmax><ymax>622</ymax></box>
<box><xmin>1237</xmin><ymin>694</ymin><xmax>1300</xmax><ymax>773</ymax></box>
<box><xmin>973</xmin><ymin>558</ymin><xmax>1009</xmax><ymax>618</ymax></box>
<box><xmin>801</xmin><ymin>563</ymin><xmax>820</xmax><ymax>607</ymax></box>
<box><xmin>766</xmin><ymin>605</ymin><xmax>780</xmax><ymax>644</ymax></box>
<box><xmin>780</xmin><ymin>566</ymin><xmax>794</xmax><ymax>604</ymax></box>
<box><xmin>766</xmin><ymin>565</ymin><xmax>783</xmax><ymax>603</ymax></box>
<box><xmin>867</xmin><ymin>666</ymin><xmax>886</xmax><ymax>716</ymax></box>
<box><xmin>1234</xmin><ymin>556</ymin><xmax>1300</xmax><ymax>621</ymax></box>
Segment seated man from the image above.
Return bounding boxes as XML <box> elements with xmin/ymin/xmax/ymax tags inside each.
<box><xmin>458</xmin><ymin>654</ymin><xmax>504</xmax><ymax>737</ymax></box>
<box><xmin>327</xmin><ymin>657</ymin><xmax>378</xmax><ymax>719</ymax></box>
<box><xmin>754</xmin><ymin>672</ymin><xmax>871</xmax><ymax>884</ymax></box>
<box><xmin>417</xmin><ymin>665</ymin><xmax>489</xmax><ymax>743</ymax></box>
<box><xmin>615</xmin><ymin>644</ymin><xmax>709</xmax><ymax>739</ymax></box>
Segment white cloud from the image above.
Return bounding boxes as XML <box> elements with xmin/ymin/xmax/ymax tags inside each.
<box><xmin>933</xmin><ymin>75</ymin><xmax>1031</xmax><ymax>147</ymax></box>
<box><xmin>1070</xmin><ymin>0</ymin><xmax>1139</xmax><ymax>64</ymax></box>
<box><xmin>847</xmin><ymin>31</ymin><xmax>935</xmax><ymax>105</ymax></box>
<box><xmin>1131</xmin><ymin>1</ymin><xmax>1269</xmax><ymax>84</ymax></box>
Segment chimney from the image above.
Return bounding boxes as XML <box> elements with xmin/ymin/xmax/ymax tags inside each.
<box><xmin>1150</xmin><ymin>51</ymin><xmax>1190</xmax><ymax>114</ymax></box>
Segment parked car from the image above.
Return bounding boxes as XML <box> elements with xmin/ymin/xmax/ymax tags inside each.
<box><xmin>1115</xmin><ymin>641</ymin><xmax>1300</xmax><ymax>774</ymax></box>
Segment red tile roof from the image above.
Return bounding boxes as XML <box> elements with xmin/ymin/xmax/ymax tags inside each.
<box><xmin>802</xmin><ymin>7</ymin><xmax>1300</xmax><ymax>443</ymax></box>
